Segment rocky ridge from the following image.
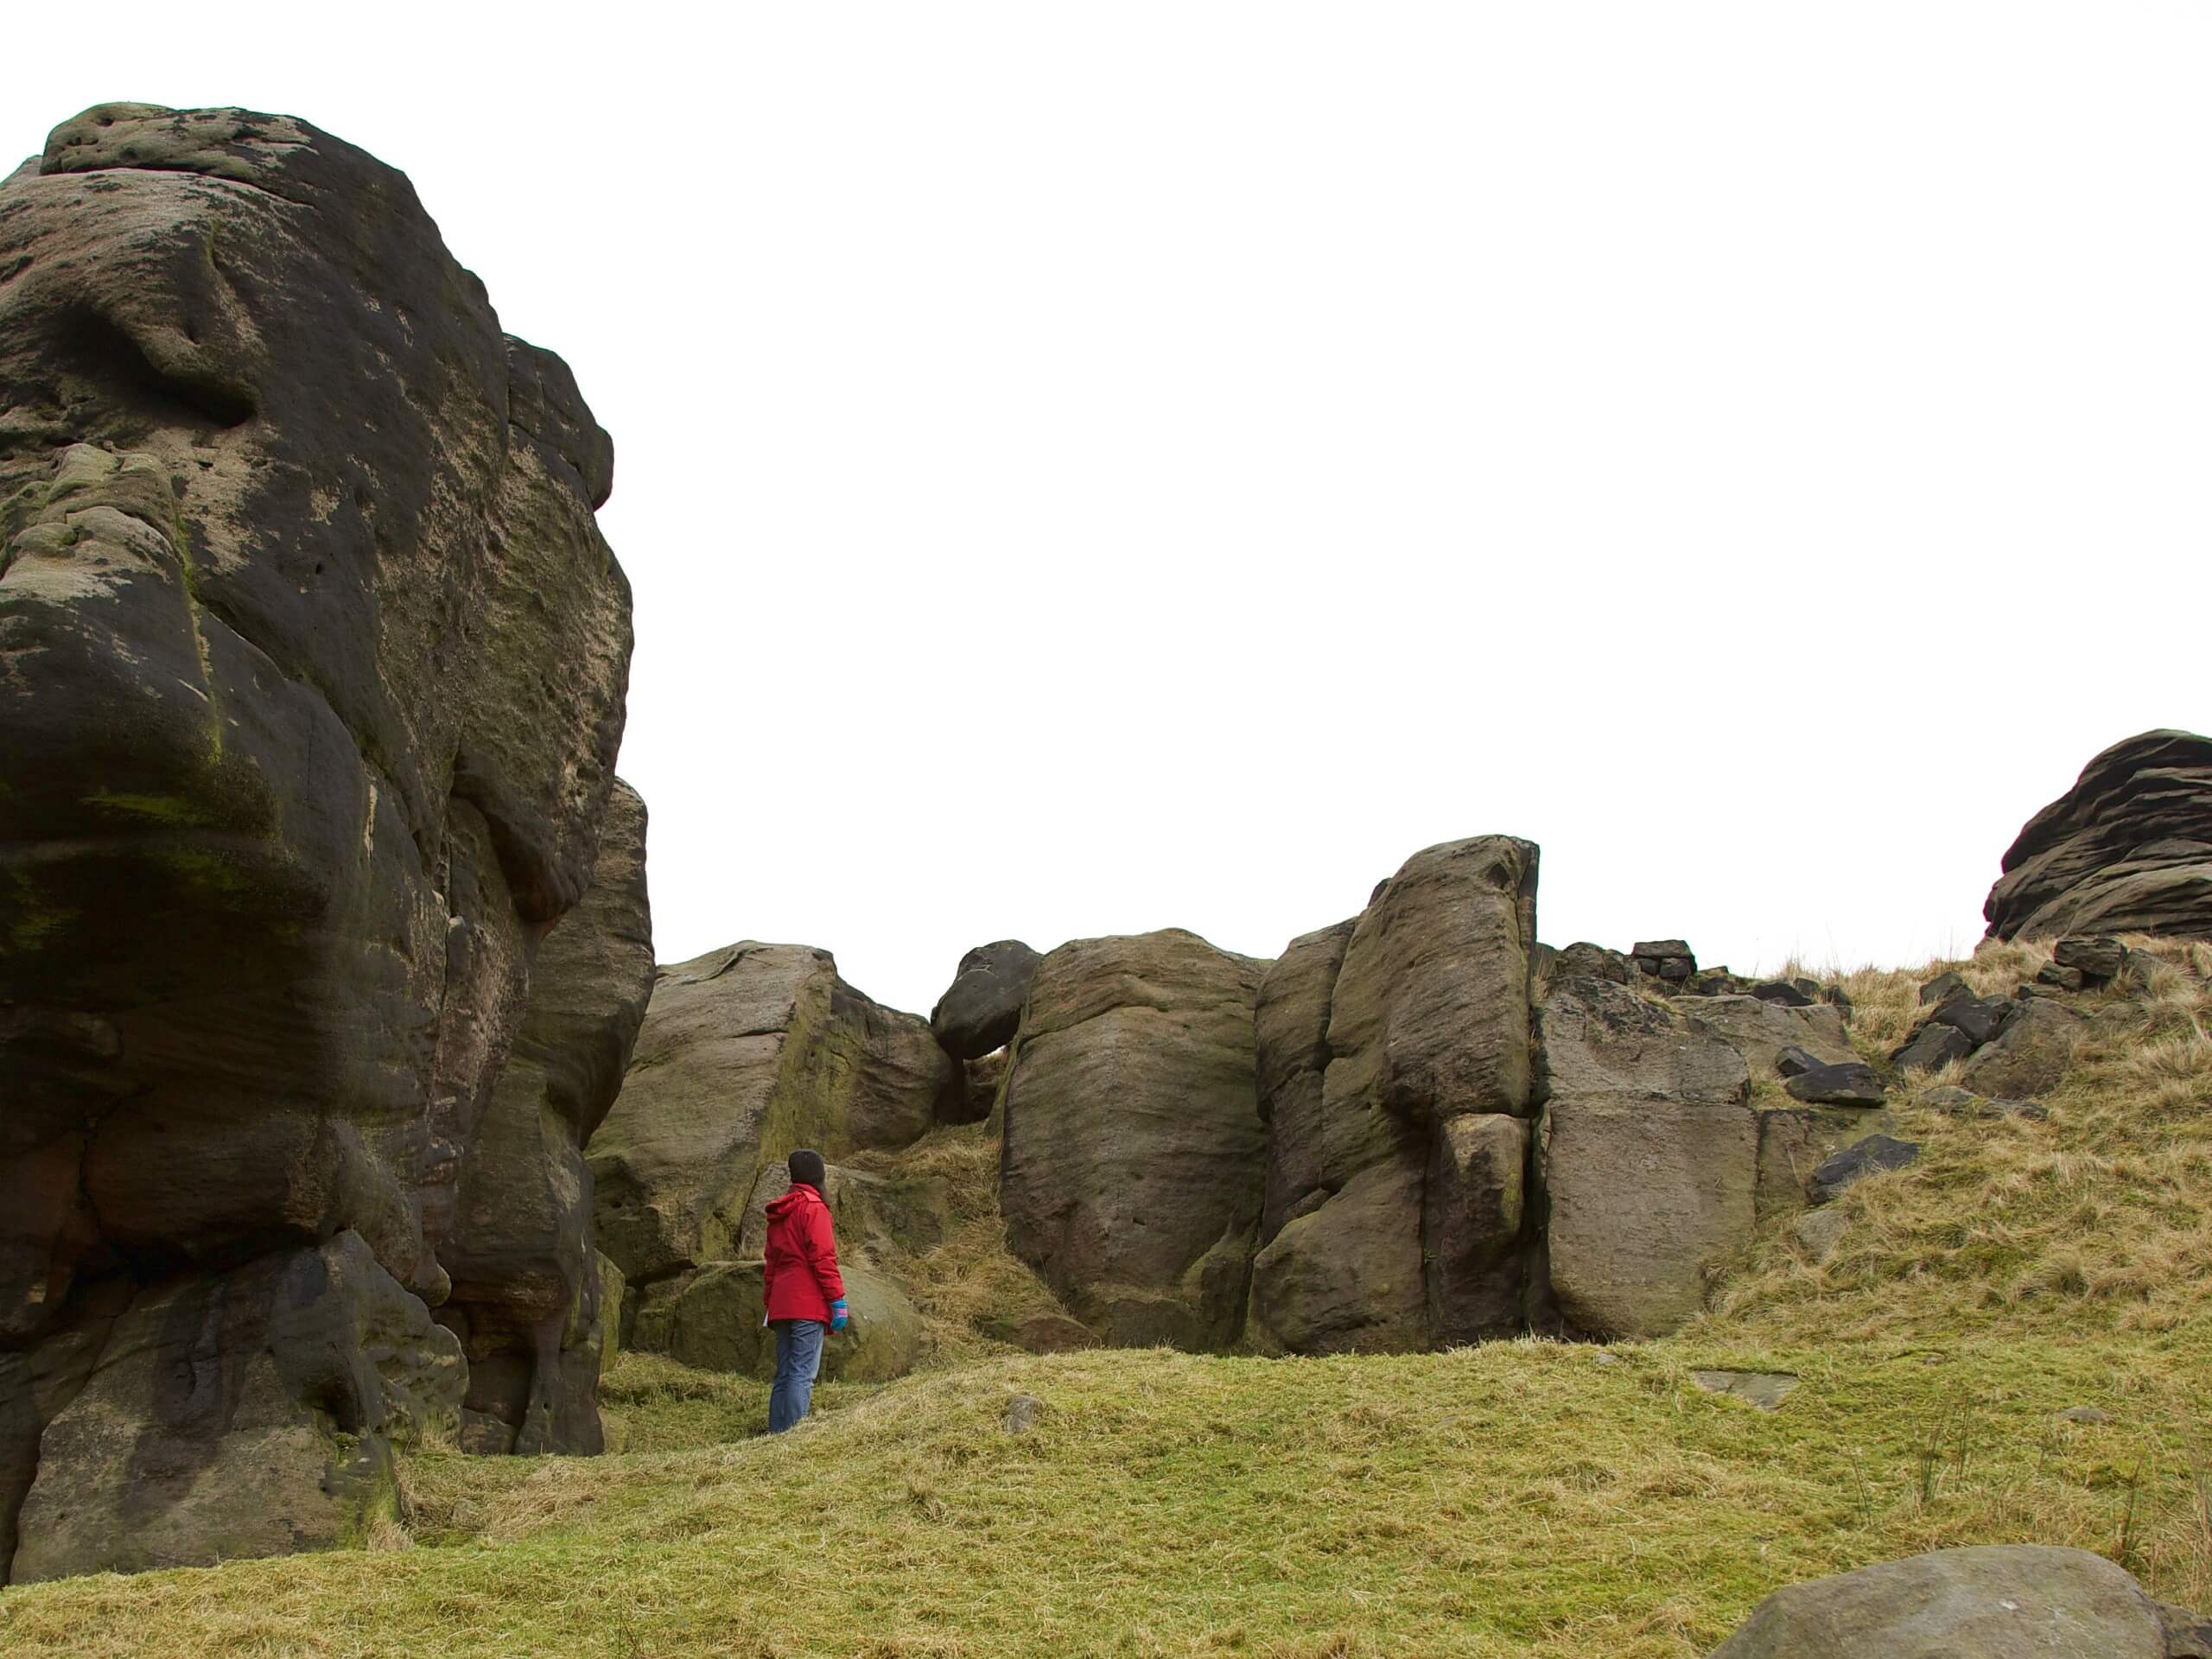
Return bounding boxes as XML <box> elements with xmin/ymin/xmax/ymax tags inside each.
<box><xmin>1986</xmin><ymin>729</ymin><xmax>2212</xmax><ymax>941</ymax></box>
<box><xmin>4</xmin><ymin>95</ymin><xmax>2209</xmax><ymax>1607</ymax></box>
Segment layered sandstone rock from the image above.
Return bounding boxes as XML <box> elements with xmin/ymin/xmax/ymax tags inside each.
<box><xmin>1249</xmin><ymin>837</ymin><xmax>1541</xmax><ymax>1355</ymax></box>
<box><xmin>0</xmin><ymin>104</ymin><xmax>639</xmax><ymax>1580</ymax></box>
<box><xmin>1681</xmin><ymin>994</ymin><xmax>1856</xmax><ymax>1080</ymax></box>
<box><xmin>1986</xmin><ymin>730</ymin><xmax>2212</xmax><ymax>940</ymax></box>
<box><xmin>999</xmin><ymin>930</ymin><xmax>1268</xmax><ymax>1350</ymax></box>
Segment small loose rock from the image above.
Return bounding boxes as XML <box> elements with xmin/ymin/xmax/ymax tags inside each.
<box><xmin>1892</xmin><ymin>1023</ymin><xmax>1974</xmax><ymax>1075</ymax></box>
<box><xmin>1775</xmin><ymin>1046</ymin><xmax>1825</xmax><ymax>1080</ymax></box>
<box><xmin>1751</xmin><ymin>980</ymin><xmax>1815</xmax><ymax>1007</ymax></box>
<box><xmin>1691</xmin><ymin>1370</ymin><xmax>1801</xmax><ymax>1411</ymax></box>
<box><xmin>1795</xmin><ymin>1206</ymin><xmax>1847</xmax><ymax>1262</ymax></box>
<box><xmin>2052</xmin><ymin>935</ymin><xmax>2127</xmax><ymax>985</ymax></box>
<box><xmin>1918</xmin><ymin>970</ymin><xmax>1972</xmax><ymax>1007</ymax></box>
<box><xmin>1811</xmin><ymin>1134</ymin><xmax>1921</xmax><ymax>1204</ymax></box>
<box><xmin>1785</xmin><ymin>1062</ymin><xmax>1886</xmax><ymax>1108</ymax></box>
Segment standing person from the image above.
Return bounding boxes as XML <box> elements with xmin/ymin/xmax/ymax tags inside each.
<box><xmin>761</xmin><ymin>1147</ymin><xmax>848</xmax><ymax>1433</ymax></box>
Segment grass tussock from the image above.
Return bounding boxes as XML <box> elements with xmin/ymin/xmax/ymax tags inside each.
<box><xmin>6</xmin><ymin>938</ymin><xmax>2212</xmax><ymax>1658</ymax></box>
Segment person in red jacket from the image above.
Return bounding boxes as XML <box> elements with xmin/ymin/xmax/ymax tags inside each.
<box><xmin>762</xmin><ymin>1147</ymin><xmax>848</xmax><ymax>1433</ymax></box>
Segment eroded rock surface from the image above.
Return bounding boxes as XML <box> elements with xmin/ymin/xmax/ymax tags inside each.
<box><xmin>1684</xmin><ymin>995</ymin><xmax>1855</xmax><ymax>1080</ymax></box>
<box><xmin>11</xmin><ymin>1233</ymin><xmax>462</xmax><ymax>1583</ymax></box>
<box><xmin>0</xmin><ymin>104</ymin><xmax>639</xmax><ymax>1580</ymax></box>
<box><xmin>999</xmin><ymin>930</ymin><xmax>1268</xmax><ymax>1350</ymax></box>
<box><xmin>1986</xmin><ymin>730</ymin><xmax>2212</xmax><ymax>940</ymax></box>
<box><xmin>1249</xmin><ymin>837</ymin><xmax>1541</xmax><ymax>1354</ymax></box>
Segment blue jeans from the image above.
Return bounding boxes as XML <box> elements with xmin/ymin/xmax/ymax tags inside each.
<box><xmin>767</xmin><ymin>1319</ymin><xmax>826</xmax><ymax>1433</ymax></box>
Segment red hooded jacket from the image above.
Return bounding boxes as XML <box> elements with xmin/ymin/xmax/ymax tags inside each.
<box><xmin>762</xmin><ymin>1182</ymin><xmax>844</xmax><ymax>1324</ymax></box>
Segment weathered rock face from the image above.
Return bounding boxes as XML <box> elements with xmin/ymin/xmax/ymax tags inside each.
<box><xmin>1986</xmin><ymin>729</ymin><xmax>2212</xmax><ymax>940</ymax></box>
<box><xmin>1243</xmin><ymin>837</ymin><xmax>1859</xmax><ymax>1351</ymax></box>
<box><xmin>1249</xmin><ymin>837</ymin><xmax>1541</xmax><ymax>1355</ymax></box>
<box><xmin>11</xmin><ymin>1232</ymin><xmax>463</xmax><ymax>1583</ymax></box>
<box><xmin>0</xmin><ymin>105</ymin><xmax>638</xmax><ymax>1580</ymax></box>
<box><xmin>1534</xmin><ymin>974</ymin><xmax>1757</xmax><ymax>1339</ymax></box>
<box><xmin>439</xmin><ymin>781</ymin><xmax>654</xmax><ymax>1455</ymax></box>
<box><xmin>590</xmin><ymin>944</ymin><xmax>953</xmax><ymax>1304</ymax></box>
<box><xmin>1683</xmin><ymin>995</ymin><xmax>1855</xmax><ymax>1081</ymax></box>
<box><xmin>1707</xmin><ymin>1544</ymin><xmax>2206</xmax><ymax>1659</ymax></box>
<box><xmin>930</xmin><ymin>940</ymin><xmax>1042</xmax><ymax>1061</ymax></box>
<box><xmin>999</xmin><ymin>930</ymin><xmax>1268</xmax><ymax>1350</ymax></box>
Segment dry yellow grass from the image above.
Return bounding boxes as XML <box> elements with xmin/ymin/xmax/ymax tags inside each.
<box><xmin>844</xmin><ymin>1122</ymin><xmax>1074</xmax><ymax>1363</ymax></box>
<box><xmin>5</xmin><ymin>936</ymin><xmax>2211</xmax><ymax>1657</ymax></box>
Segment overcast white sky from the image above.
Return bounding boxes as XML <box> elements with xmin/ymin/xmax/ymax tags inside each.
<box><xmin>17</xmin><ymin>5</ymin><xmax>2208</xmax><ymax>1014</ymax></box>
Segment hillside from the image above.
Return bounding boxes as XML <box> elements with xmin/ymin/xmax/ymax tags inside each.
<box><xmin>3</xmin><ymin>935</ymin><xmax>2208</xmax><ymax>1658</ymax></box>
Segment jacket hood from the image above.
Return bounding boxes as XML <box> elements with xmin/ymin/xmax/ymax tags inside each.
<box><xmin>766</xmin><ymin>1183</ymin><xmax>823</xmax><ymax>1220</ymax></box>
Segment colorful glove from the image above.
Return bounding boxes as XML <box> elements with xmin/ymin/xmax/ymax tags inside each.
<box><xmin>829</xmin><ymin>1300</ymin><xmax>849</xmax><ymax>1333</ymax></box>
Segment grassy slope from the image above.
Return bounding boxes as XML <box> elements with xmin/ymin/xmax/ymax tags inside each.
<box><xmin>5</xmin><ymin>938</ymin><xmax>2211</xmax><ymax>1658</ymax></box>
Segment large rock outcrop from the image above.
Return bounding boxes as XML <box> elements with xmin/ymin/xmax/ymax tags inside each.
<box><xmin>0</xmin><ymin>105</ymin><xmax>639</xmax><ymax>1580</ymax></box>
<box><xmin>1249</xmin><ymin>837</ymin><xmax>1541</xmax><ymax>1355</ymax></box>
<box><xmin>590</xmin><ymin>944</ymin><xmax>954</xmax><ymax>1321</ymax></box>
<box><xmin>1236</xmin><ymin>837</ymin><xmax>1878</xmax><ymax>1352</ymax></box>
<box><xmin>999</xmin><ymin>930</ymin><xmax>1268</xmax><ymax>1350</ymax></box>
<box><xmin>1986</xmin><ymin>730</ymin><xmax>2212</xmax><ymax>940</ymax></box>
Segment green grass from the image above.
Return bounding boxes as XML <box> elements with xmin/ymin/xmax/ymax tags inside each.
<box><xmin>4</xmin><ymin>938</ymin><xmax>2210</xmax><ymax>1657</ymax></box>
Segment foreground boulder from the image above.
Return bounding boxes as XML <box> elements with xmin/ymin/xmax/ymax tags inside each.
<box><xmin>1000</xmin><ymin>930</ymin><xmax>1267</xmax><ymax>1350</ymax></box>
<box><xmin>1250</xmin><ymin>837</ymin><xmax>1540</xmax><ymax>1354</ymax></box>
<box><xmin>591</xmin><ymin>944</ymin><xmax>954</xmax><ymax>1307</ymax></box>
<box><xmin>1986</xmin><ymin>729</ymin><xmax>2212</xmax><ymax>940</ymax></box>
<box><xmin>1708</xmin><ymin>1544</ymin><xmax>2212</xmax><ymax>1657</ymax></box>
<box><xmin>0</xmin><ymin>105</ymin><xmax>637</xmax><ymax>1581</ymax></box>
